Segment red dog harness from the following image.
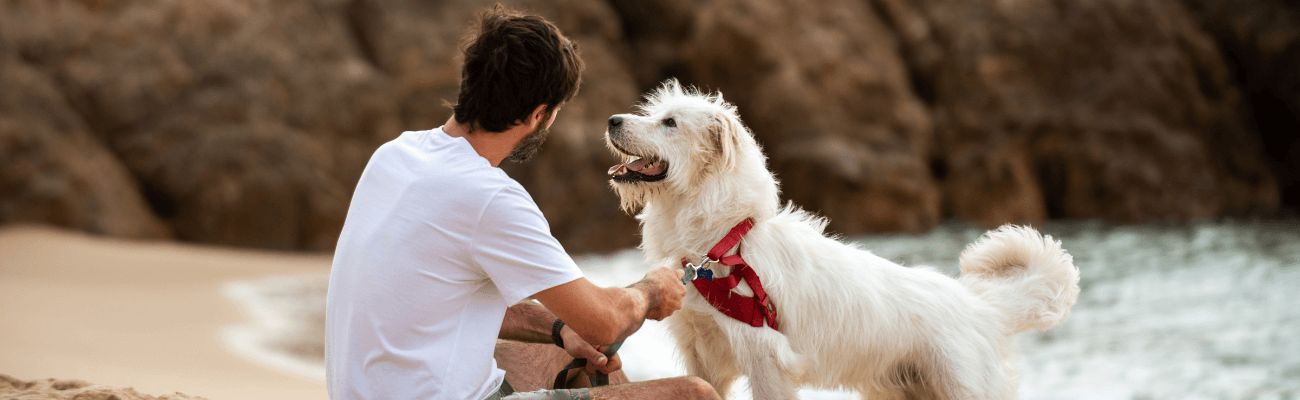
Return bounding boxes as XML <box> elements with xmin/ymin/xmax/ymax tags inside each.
<box><xmin>682</xmin><ymin>219</ymin><xmax>780</xmax><ymax>331</ymax></box>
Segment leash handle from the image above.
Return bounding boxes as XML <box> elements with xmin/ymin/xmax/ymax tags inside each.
<box><xmin>552</xmin><ymin>340</ymin><xmax>623</xmax><ymax>389</ymax></box>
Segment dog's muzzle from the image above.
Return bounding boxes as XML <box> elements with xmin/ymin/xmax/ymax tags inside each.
<box><xmin>606</xmin><ymin>122</ymin><xmax>669</xmax><ymax>183</ymax></box>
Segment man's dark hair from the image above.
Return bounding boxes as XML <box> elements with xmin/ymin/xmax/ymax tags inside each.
<box><xmin>452</xmin><ymin>6</ymin><xmax>583</xmax><ymax>133</ymax></box>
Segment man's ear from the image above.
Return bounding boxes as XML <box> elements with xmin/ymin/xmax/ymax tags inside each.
<box><xmin>527</xmin><ymin>104</ymin><xmax>549</xmax><ymax>129</ymax></box>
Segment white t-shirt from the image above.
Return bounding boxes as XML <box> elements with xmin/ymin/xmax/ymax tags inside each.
<box><xmin>325</xmin><ymin>128</ymin><xmax>584</xmax><ymax>400</ymax></box>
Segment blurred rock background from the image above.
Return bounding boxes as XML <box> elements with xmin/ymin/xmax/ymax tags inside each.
<box><xmin>0</xmin><ymin>0</ymin><xmax>1295</xmax><ymax>253</ymax></box>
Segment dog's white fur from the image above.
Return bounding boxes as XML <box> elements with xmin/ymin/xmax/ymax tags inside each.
<box><xmin>606</xmin><ymin>80</ymin><xmax>1081</xmax><ymax>399</ymax></box>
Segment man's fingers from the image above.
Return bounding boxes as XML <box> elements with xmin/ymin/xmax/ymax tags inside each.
<box><xmin>582</xmin><ymin>354</ymin><xmax>608</xmax><ymax>374</ymax></box>
<box><xmin>574</xmin><ymin>344</ymin><xmax>602</xmax><ymax>360</ymax></box>
<box><xmin>572</xmin><ymin>343</ymin><xmax>608</xmax><ymax>374</ymax></box>
<box><xmin>601</xmin><ymin>354</ymin><xmax>622</xmax><ymax>374</ymax></box>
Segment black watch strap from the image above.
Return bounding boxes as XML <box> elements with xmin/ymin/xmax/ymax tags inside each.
<box><xmin>551</xmin><ymin>319</ymin><xmax>566</xmax><ymax>349</ymax></box>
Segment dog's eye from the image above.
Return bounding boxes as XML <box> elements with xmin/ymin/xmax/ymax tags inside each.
<box><xmin>662</xmin><ymin>117</ymin><xmax>676</xmax><ymax>128</ymax></box>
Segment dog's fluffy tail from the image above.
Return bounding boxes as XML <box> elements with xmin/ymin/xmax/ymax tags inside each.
<box><xmin>958</xmin><ymin>225</ymin><xmax>1080</xmax><ymax>334</ymax></box>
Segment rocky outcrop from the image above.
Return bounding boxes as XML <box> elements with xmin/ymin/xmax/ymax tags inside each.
<box><xmin>0</xmin><ymin>374</ymin><xmax>204</xmax><ymax>400</ymax></box>
<box><xmin>608</xmin><ymin>0</ymin><xmax>941</xmax><ymax>233</ymax></box>
<box><xmin>0</xmin><ymin>0</ymin><xmax>399</xmax><ymax>250</ymax></box>
<box><xmin>608</xmin><ymin>0</ymin><xmax>1282</xmax><ymax>230</ymax></box>
<box><xmin>1181</xmin><ymin>0</ymin><xmax>1300</xmax><ymax>210</ymax></box>
<box><xmin>0</xmin><ymin>0</ymin><xmax>1292</xmax><ymax>253</ymax></box>
<box><xmin>0</xmin><ymin>55</ymin><xmax>168</xmax><ymax>239</ymax></box>
<box><xmin>873</xmin><ymin>0</ymin><xmax>1279</xmax><ymax>224</ymax></box>
<box><xmin>0</xmin><ymin>0</ymin><xmax>644</xmax><ymax>251</ymax></box>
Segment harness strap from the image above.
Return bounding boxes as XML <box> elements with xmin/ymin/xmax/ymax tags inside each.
<box><xmin>706</xmin><ymin>219</ymin><xmax>754</xmax><ymax>260</ymax></box>
<box><xmin>686</xmin><ymin>219</ymin><xmax>779</xmax><ymax>331</ymax></box>
<box><xmin>552</xmin><ymin>341</ymin><xmax>622</xmax><ymax>389</ymax></box>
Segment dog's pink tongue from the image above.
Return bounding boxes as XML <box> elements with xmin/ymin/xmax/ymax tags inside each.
<box><xmin>628</xmin><ymin>158</ymin><xmax>665</xmax><ymax>175</ymax></box>
<box><xmin>607</xmin><ymin>163</ymin><xmax>629</xmax><ymax>176</ymax></box>
<box><xmin>626</xmin><ymin>158</ymin><xmax>651</xmax><ymax>172</ymax></box>
<box><xmin>609</xmin><ymin>158</ymin><xmax>665</xmax><ymax>177</ymax></box>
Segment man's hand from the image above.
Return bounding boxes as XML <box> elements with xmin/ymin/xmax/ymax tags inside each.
<box><xmin>558</xmin><ymin>324</ymin><xmax>622</xmax><ymax>374</ymax></box>
<box><xmin>533</xmin><ymin>266</ymin><xmax>687</xmax><ymax>346</ymax></box>
<box><xmin>633</xmin><ymin>266</ymin><xmax>687</xmax><ymax>321</ymax></box>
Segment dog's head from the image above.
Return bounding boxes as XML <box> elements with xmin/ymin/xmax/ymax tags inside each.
<box><xmin>605</xmin><ymin>79</ymin><xmax>773</xmax><ymax>212</ymax></box>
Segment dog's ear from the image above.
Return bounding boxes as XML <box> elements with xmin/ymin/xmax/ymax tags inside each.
<box><xmin>710</xmin><ymin>111</ymin><xmax>747</xmax><ymax>172</ymax></box>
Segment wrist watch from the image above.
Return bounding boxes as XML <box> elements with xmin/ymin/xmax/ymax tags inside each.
<box><xmin>551</xmin><ymin>319</ymin><xmax>566</xmax><ymax>349</ymax></box>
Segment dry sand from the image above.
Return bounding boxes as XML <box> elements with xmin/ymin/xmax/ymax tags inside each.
<box><xmin>1</xmin><ymin>373</ymin><xmax>205</xmax><ymax>399</ymax></box>
<box><xmin>0</xmin><ymin>226</ymin><xmax>330</xmax><ymax>400</ymax></box>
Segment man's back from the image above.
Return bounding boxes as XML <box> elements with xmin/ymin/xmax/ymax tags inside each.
<box><xmin>325</xmin><ymin>128</ymin><xmax>581</xmax><ymax>399</ymax></box>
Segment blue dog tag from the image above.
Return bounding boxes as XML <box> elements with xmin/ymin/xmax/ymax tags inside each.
<box><xmin>698</xmin><ymin>268</ymin><xmax>714</xmax><ymax>282</ymax></box>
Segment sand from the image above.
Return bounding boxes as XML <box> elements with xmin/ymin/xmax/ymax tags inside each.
<box><xmin>0</xmin><ymin>373</ymin><xmax>205</xmax><ymax>399</ymax></box>
<box><xmin>0</xmin><ymin>226</ymin><xmax>330</xmax><ymax>400</ymax></box>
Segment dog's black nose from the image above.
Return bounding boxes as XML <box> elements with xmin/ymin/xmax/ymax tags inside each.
<box><xmin>608</xmin><ymin>115</ymin><xmax>624</xmax><ymax>128</ymax></box>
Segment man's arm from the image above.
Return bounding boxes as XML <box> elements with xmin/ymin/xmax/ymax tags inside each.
<box><xmin>498</xmin><ymin>301</ymin><xmax>560</xmax><ymax>343</ymax></box>
<box><xmin>500</xmin><ymin>300</ymin><xmax>626</xmax><ymax>374</ymax></box>
<box><xmin>532</xmin><ymin>267</ymin><xmax>684</xmax><ymax>346</ymax></box>
<box><xmin>499</xmin><ymin>300</ymin><xmax>627</xmax><ymax>375</ymax></box>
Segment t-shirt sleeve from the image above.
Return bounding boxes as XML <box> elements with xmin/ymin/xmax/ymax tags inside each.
<box><xmin>471</xmin><ymin>185</ymin><xmax>584</xmax><ymax>305</ymax></box>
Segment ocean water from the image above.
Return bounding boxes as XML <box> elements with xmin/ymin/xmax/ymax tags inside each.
<box><xmin>223</xmin><ymin>220</ymin><xmax>1300</xmax><ymax>399</ymax></box>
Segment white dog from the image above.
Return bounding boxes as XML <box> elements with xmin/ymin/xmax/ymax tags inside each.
<box><xmin>604</xmin><ymin>80</ymin><xmax>1080</xmax><ymax>399</ymax></box>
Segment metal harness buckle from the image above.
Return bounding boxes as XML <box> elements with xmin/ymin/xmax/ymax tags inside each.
<box><xmin>682</xmin><ymin>255</ymin><xmax>716</xmax><ymax>284</ymax></box>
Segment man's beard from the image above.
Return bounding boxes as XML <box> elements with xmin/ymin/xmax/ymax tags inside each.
<box><xmin>504</xmin><ymin>124</ymin><xmax>550</xmax><ymax>163</ymax></box>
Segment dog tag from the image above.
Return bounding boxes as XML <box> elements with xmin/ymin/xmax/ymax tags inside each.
<box><xmin>698</xmin><ymin>268</ymin><xmax>714</xmax><ymax>282</ymax></box>
<box><xmin>681</xmin><ymin>265</ymin><xmax>696</xmax><ymax>285</ymax></box>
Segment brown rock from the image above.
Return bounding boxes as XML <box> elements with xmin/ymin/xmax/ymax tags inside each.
<box><xmin>1181</xmin><ymin>0</ymin><xmax>1300</xmax><ymax>210</ymax></box>
<box><xmin>874</xmin><ymin>0</ymin><xmax>1279</xmax><ymax>223</ymax></box>
<box><xmin>0</xmin><ymin>56</ymin><xmax>168</xmax><ymax>239</ymax></box>
<box><xmin>0</xmin><ymin>0</ymin><xmax>1293</xmax><ymax>253</ymax></box>
<box><xmin>2</xmin><ymin>0</ymin><xmax>399</xmax><ymax>250</ymax></box>
<box><xmin>0</xmin><ymin>0</ymin><xmax>645</xmax><ymax>252</ymax></box>
<box><xmin>609</xmin><ymin>0</ymin><xmax>942</xmax><ymax>234</ymax></box>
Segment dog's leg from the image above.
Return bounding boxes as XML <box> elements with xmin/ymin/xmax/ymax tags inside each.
<box><xmin>668</xmin><ymin>310</ymin><xmax>742</xmax><ymax>396</ymax></box>
<box><xmin>860</xmin><ymin>360</ymin><xmax>942</xmax><ymax>400</ymax></box>
<box><xmin>928</xmin><ymin>333</ymin><xmax>1015</xmax><ymax>400</ymax></box>
<box><xmin>733</xmin><ymin>331</ymin><xmax>801</xmax><ymax>400</ymax></box>
<box><xmin>738</xmin><ymin>349</ymin><xmax>798</xmax><ymax>400</ymax></box>
<box><xmin>682</xmin><ymin>341</ymin><xmax>741</xmax><ymax>397</ymax></box>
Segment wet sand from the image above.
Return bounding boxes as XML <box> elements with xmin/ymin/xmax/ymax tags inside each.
<box><xmin>0</xmin><ymin>226</ymin><xmax>329</xmax><ymax>400</ymax></box>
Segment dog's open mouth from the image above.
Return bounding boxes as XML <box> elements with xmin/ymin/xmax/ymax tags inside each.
<box><xmin>607</xmin><ymin>141</ymin><xmax>669</xmax><ymax>183</ymax></box>
<box><xmin>608</xmin><ymin>156</ymin><xmax>668</xmax><ymax>182</ymax></box>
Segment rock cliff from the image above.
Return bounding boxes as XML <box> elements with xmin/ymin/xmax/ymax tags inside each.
<box><xmin>0</xmin><ymin>0</ymin><xmax>1291</xmax><ymax>252</ymax></box>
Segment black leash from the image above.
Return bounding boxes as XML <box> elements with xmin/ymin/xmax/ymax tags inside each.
<box><xmin>552</xmin><ymin>340</ymin><xmax>623</xmax><ymax>389</ymax></box>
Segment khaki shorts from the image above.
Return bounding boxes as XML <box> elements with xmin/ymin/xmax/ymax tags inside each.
<box><xmin>485</xmin><ymin>380</ymin><xmax>592</xmax><ymax>400</ymax></box>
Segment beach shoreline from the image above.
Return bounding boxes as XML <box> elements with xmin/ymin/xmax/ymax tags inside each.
<box><xmin>4</xmin><ymin>221</ymin><xmax>1298</xmax><ymax>399</ymax></box>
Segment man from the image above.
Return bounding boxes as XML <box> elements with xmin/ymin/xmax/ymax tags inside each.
<box><xmin>324</xmin><ymin>6</ymin><xmax>720</xmax><ymax>400</ymax></box>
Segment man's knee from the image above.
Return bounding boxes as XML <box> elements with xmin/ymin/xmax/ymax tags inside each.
<box><xmin>678</xmin><ymin>376</ymin><xmax>720</xmax><ymax>400</ymax></box>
